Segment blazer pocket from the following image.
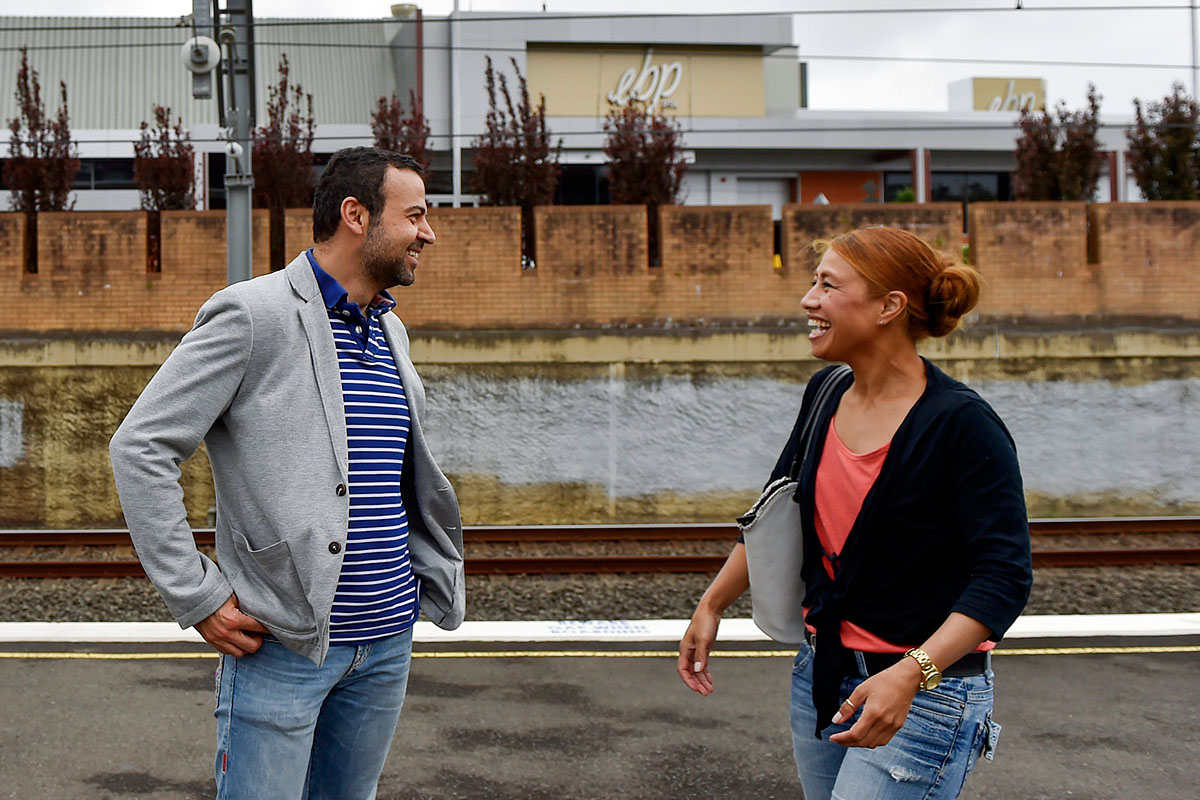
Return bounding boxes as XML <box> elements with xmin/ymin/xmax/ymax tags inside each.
<box><xmin>228</xmin><ymin>529</ymin><xmax>318</xmax><ymax>637</ymax></box>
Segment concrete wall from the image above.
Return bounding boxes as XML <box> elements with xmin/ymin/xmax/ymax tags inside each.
<box><xmin>2</xmin><ymin>330</ymin><xmax>1198</xmax><ymax>528</ymax></box>
<box><xmin>4</xmin><ymin>202</ymin><xmax>1200</xmax><ymax>334</ymax></box>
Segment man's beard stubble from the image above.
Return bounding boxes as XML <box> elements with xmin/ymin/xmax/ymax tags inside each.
<box><xmin>361</xmin><ymin>223</ymin><xmax>415</xmax><ymax>288</ymax></box>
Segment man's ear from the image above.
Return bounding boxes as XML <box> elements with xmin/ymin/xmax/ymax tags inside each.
<box><xmin>340</xmin><ymin>197</ymin><xmax>369</xmax><ymax>236</ymax></box>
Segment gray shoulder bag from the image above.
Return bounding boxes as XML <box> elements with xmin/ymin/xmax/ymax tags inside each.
<box><xmin>737</xmin><ymin>365</ymin><xmax>852</xmax><ymax>645</ymax></box>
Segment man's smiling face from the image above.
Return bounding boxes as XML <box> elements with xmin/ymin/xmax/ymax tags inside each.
<box><xmin>361</xmin><ymin>166</ymin><xmax>435</xmax><ymax>288</ymax></box>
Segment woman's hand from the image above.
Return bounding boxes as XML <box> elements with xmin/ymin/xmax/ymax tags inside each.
<box><xmin>827</xmin><ymin>658</ymin><xmax>923</xmax><ymax>748</ymax></box>
<box><xmin>677</xmin><ymin>606</ymin><xmax>721</xmax><ymax>696</ymax></box>
<box><xmin>676</xmin><ymin>541</ymin><xmax>749</xmax><ymax>697</ymax></box>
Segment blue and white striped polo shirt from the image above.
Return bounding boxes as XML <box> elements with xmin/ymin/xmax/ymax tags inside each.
<box><xmin>308</xmin><ymin>251</ymin><xmax>420</xmax><ymax>645</ymax></box>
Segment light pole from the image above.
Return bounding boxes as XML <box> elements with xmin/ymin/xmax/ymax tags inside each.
<box><xmin>1192</xmin><ymin>1</ymin><xmax>1198</xmax><ymax>100</ymax></box>
<box><xmin>216</xmin><ymin>0</ymin><xmax>256</xmax><ymax>285</ymax></box>
<box><xmin>187</xmin><ymin>0</ymin><xmax>256</xmax><ymax>285</ymax></box>
<box><xmin>450</xmin><ymin>0</ymin><xmax>462</xmax><ymax>208</ymax></box>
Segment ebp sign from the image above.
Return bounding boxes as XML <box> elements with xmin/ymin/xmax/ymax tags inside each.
<box><xmin>524</xmin><ymin>44</ymin><xmax>766</xmax><ymax>118</ymax></box>
<box><xmin>606</xmin><ymin>49</ymin><xmax>682</xmax><ymax>113</ymax></box>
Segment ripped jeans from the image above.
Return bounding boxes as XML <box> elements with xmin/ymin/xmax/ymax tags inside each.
<box><xmin>789</xmin><ymin>641</ymin><xmax>1000</xmax><ymax>800</ymax></box>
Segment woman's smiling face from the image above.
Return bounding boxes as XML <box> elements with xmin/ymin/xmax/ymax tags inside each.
<box><xmin>800</xmin><ymin>248</ymin><xmax>886</xmax><ymax>361</ymax></box>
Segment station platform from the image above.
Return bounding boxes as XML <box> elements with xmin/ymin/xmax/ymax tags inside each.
<box><xmin>1</xmin><ymin>615</ymin><xmax>1196</xmax><ymax>799</ymax></box>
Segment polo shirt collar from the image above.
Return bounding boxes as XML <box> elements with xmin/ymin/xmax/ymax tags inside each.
<box><xmin>305</xmin><ymin>249</ymin><xmax>396</xmax><ymax>316</ymax></box>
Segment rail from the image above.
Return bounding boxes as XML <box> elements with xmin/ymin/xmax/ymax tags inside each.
<box><xmin>1</xmin><ymin>517</ymin><xmax>1198</xmax><ymax>577</ymax></box>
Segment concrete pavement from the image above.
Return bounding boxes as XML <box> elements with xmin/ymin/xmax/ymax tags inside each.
<box><xmin>1</xmin><ymin>631</ymin><xmax>1196</xmax><ymax>799</ymax></box>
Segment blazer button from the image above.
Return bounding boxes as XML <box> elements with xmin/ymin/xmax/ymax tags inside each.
<box><xmin>336</xmin><ymin>483</ymin><xmax>347</xmax><ymax>496</ymax></box>
<box><xmin>328</xmin><ymin>541</ymin><xmax>342</xmax><ymax>554</ymax></box>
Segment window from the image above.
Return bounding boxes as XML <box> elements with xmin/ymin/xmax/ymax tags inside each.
<box><xmin>933</xmin><ymin>171</ymin><xmax>1011</xmax><ymax>203</ymax></box>
<box><xmin>965</xmin><ymin>173</ymin><xmax>1002</xmax><ymax>202</ymax></box>
<box><xmin>91</xmin><ymin>159</ymin><xmax>136</xmax><ymax>189</ymax></box>
<box><xmin>554</xmin><ymin>165</ymin><xmax>610</xmax><ymax>206</ymax></box>
<box><xmin>0</xmin><ymin>157</ymin><xmax>138</xmax><ymax>191</ymax></box>
<box><xmin>73</xmin><ymin>158</ymin><xmax>137</xmax><ymax>190</ymax></box>
<box><xmin>931</xmin><ymin>173</ymin><xmax>967</xmax><ymax>203</ymax></box>
<box><xmin>883</xmin><ymin>172</ymin><xmax>914</xmax><ymax>202</ymax></box>
<box><xmin>884</xmin><ymin>170</ymin><xmax>1012</xmax><ymax>204</ymax></box>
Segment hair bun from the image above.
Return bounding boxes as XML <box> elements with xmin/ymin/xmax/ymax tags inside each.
<box><xmin>926</xmin><ymin>265</ymin><xmax>981</xmax><ymax>337</ymax></box>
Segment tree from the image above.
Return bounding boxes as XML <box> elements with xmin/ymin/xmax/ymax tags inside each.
<box><xmin>603</xmin><ymin>101</ymin><xmax>688</xmax><ymax>266</ymax></box>
<box><xmin>133</xmin><ymin>105</ymin><xmax>195</xmax><ymax>272</ymax></box>
<box><xmin>3</xmin><ymin>47</ymin><xmax>80</xmax><ymax>272</ymax></box>
<box><xmin>1013</xmin><ymin>84</ymin><xmax>1103</xmax><ymax>202</ymax></box>
<box><xmin>371</xmin><ymin>90</ymin><xmax>432</xmax><ymax>175</ymax></box>
<box><xmin>1013</xmin><ymin>108</ymin><xmax>1059</xmax><ymax>201</ymax></box>
<box><xmin>1127</xmin><ymin>82</ymin><xmax>1200</xmax><ymax>200</ymax></box>
<box><xmin>1057</xmin><ymin>85</ymin><xmax>1104</xmax><ymax>201</ymax></box>
<box><xmin>471</xmin><ymin>56</ymin><xmax>561</xmax><ymax>266</ymax></box>
<box><xmin>133</xmin><ymin>105</ymin><xmax>195</xmax><ymax>211</ymax></box>
<box><xmin>252</xmin><ymin>54</ymin><xmax>316</xmax><ymax>271</ymax></box>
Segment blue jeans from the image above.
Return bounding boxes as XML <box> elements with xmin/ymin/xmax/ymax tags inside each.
<box><xmin>213</xmin><ymin>628</ymin><xmax>414</xmax><ymax>800</ymax></box>
<box><xmin>789</xmin><ymin>641</ymin><xmax>1000</xmax><ymax>800</ymax></box>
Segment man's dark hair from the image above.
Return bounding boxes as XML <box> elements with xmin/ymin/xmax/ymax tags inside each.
<box><xmin>312</xmin><ymin>147</ymin><xmax>424</xmax><ymax>242</ymax></box>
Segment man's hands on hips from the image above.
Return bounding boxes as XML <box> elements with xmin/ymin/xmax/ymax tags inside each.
<box><xmin>195</xmin><ymin>594</ymin><xmax>269</xmax><ymax>657</ymax></box>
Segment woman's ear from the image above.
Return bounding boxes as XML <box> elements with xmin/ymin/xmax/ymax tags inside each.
<box><xmin>879</xmin><ymin>290</ymin><xmax>909</xmax><ymax>326</ymax></box>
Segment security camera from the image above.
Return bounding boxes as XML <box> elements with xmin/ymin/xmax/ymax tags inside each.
<box><xmin>225</xmin><ymin>141</ymin><xmax>244</xmax><ymax>160</ymax></box>
<box><xmin>181</xmin><ymin>36</ymin><xmax>220</xmax><ymax>74</ymax></box>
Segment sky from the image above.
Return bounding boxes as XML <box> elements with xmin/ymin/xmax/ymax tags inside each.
<box><xmin>0</xmin><ymin>0</ymin><xmax>1196</xmax><ymax>117</ymax></box>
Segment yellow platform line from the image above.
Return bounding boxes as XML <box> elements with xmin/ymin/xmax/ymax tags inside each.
<box><xmin>0</xmin><ymin>645</ymin><xmax>1198</xmax><ymax>661</ymax></box>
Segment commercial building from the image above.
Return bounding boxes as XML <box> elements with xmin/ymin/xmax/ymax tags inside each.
<box><xmin>0</xmin><ymin>8</ymin><xmax>1135</xmax><ymax>215</ymax></box>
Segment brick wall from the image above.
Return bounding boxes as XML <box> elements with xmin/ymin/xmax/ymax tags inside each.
<box><xmin>968</xmin><ymin>202</ymin><xmax>1100</xmax><ymax>319</ymax></box>
<box><xmin>1</xmin><ymin>202</ymin><xmax>1199</xmax><ymax>332</ymax></box>
<box><xmin>782</xmin><ymin>203</ymin><xmax>963</xmax><ymax>273</ymax></box>
<box><xmin>1089</xmin><ymin>203</ymin><xmax>1200</xmax><ymax>318</ymax></box>
<box><xmin>0</xmin><ymin>210</ymin><xmax>272</xmax><ymax>333</ymax></box>
<box><xmin>660</xmin><ymin>205</ymin><xmax>774</xmax><ymax>275</ymax></box>
<box><xmin>285</xmin><ymin>208</ymin><xmax>316</xmax><ymax>259</ymax></box>
<box><xmin>532</xmin><ymin>205</ymin><xmax>655</xmax><ymax>325</ymax></box>
<box><xmin>658</xmin><ymin>204</ymin><xmax>797</xmax><ymax>322</ymax></box>
<box><xmin>393</xmin><ymin>206</ymin><xmax>524</xmax><ymax>328</ymax></box>
<box><xmin>19</xmin><ymin>211</ymin><xmax>148</xmax><ymax>330</ymax></box>
<box><xmin>0</xmin><ymin>214</ymin><xmax>24</xmax><ymax>277</ymax></box>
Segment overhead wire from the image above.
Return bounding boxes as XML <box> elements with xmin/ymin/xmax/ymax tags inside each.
<box><xmin>0</xmin><ymin>3</ymin><xmax>1191</xmax><ymax>33</ymax></box>
<box><xmin>0</xmin><ymin>37</ymin><xmax>1192</xmax><ymax>73</ymax></box>
<box><xmin>34</xmin><ymin>117</ymin><xmax>1180</xmax><ymax>150</ymax></box>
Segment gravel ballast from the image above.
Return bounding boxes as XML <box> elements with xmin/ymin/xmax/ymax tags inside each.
<box><xmin>2</xmin><ymin>566</ymin><xmax>1198</xmax><ymax>624</ymax></box>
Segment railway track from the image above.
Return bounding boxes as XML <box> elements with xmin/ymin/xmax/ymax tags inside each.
<box><xmin>1</xmin><ymin>518</ymin><xmax>1199</xmax><ymax>577</ymax></box>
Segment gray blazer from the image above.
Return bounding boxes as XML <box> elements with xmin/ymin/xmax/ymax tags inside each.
<box><xmin>110</xmin><ymin>254</ymin><xmax>465</xmax><ymax>665</ymax></box>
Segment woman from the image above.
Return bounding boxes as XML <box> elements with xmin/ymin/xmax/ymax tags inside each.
<box><xmin>678</xmin><ymin>226</ymin><xmax>1032</xmax><ymax>800</ymax></box>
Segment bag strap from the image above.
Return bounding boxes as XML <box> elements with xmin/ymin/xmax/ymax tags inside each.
<box><xmin>786</xmin><ymin>365</ymin><xmax>852</xmax><ymax>481</ymax></box>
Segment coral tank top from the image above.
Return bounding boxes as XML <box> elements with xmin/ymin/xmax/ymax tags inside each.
<box><xmin>808</xmin><ymin>419</ymin><xmax>994</xmax><ymax>654</ymax></box>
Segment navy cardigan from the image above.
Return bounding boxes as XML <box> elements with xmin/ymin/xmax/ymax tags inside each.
<box><xmin>768</xmin><ymin>359</ymin><xmax>1033</xmax><ymax>734</ymax></box>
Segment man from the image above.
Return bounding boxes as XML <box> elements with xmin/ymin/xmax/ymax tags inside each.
<box><xmin>110</xmin><ymin>147</ymin><xmax>464</xmax><ymax>799</ymax></box>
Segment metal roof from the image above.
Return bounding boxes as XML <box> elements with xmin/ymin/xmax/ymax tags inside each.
<box><xmin>0</xmin><ymin>16</ymin><xmax>401</xmax><ymax>131</ymax></box>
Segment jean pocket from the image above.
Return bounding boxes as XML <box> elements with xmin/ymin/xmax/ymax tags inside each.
<box><xmin>982</xmin><ymin>711</ymin><xmax>1002</xmax><ymax>761</ymax></box>
<box><xmin>213</xmin><ymin>656</ymin><xmax>223</xmax><ymax>712</ymax></box>
<box><xmin>793</xmin><ymin>642</ymin><xmax>814</xmax><ymax>673</ymax></box>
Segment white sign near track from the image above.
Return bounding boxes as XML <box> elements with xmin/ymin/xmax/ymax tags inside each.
<box><xmin>0</xmin><ymin>400</ymin><xmax>23</xmax><ymax>468</ymax></box>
